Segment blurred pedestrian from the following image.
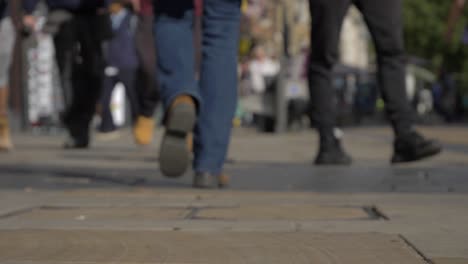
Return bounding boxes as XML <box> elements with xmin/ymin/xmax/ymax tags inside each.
<box><xmin>0</xmin><ymin>0</ymin><xmax>36</xmax><ymax>151</ymax></box>
<box><xmin>0</xmin><ymin>0</ymin><xmax>16</xmax><ymax>151</ymax></box>
<box><xmin>307</xmin><ymin>0</ymin><xmax>442</xmax><ymax>165</ymax></box>
<box><xmin>435</xmin><ymin>0</ymin><xmax>467</xmax><ymax>122</ymax></box>
<box><xmin>25</xmin><ymin>0</ymin><xmax>112</xmax><ymax>148</ymax></box>
<box><xmin>132</xmin><ymin>0</ymin><xmax>159</xmax><ymax>146</ymax></box>
<box><xmin>97</xmin><ymin>0</ymin><xmax>140</xmax><ymax>139</ymax></box>
<box><xmin>155</xmin><ymin>0</ymin><xmax>241</xmax><ymax>188</ymax></box>
<box><xmin>248</xmin><ymin>45</ymin><xmax>280</xmax><ymax>95</ymax></box>
<box><xmin>446</xmin><ymin>0</ymin><xmax>466</xmax><ymax>43</ymax></box>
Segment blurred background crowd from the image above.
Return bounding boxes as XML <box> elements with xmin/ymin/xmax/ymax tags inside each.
<box><xmin>1</xmin><ymin>0</ymin><xmax>467</xmax><ymax>143</ymax></box>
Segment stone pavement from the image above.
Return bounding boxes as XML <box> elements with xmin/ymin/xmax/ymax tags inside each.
<box><xmin>0</xmin><ymin>126</ymin><xmax>468</xmax><ymax>263</ymax></box>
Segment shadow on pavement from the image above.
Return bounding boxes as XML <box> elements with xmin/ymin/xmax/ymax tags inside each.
<box><xmin>0</xmin><ymin>160</ymin><xmax>467</xmax><ymax>194</ymax></box>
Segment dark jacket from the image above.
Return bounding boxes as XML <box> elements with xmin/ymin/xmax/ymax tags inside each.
<box><xmin>105</xmin><ymin>9</ymin><xmax>138</xmax><ymax>70</ymax></box>
<box><xmin>0</xmin><ymin>0</ymin><xmax>6</xmax><ymax>20</ymax></box>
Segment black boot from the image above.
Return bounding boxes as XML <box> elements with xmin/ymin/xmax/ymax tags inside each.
<box><xmin>63</xmin><ymin>136</ymin><xmax>89</xmax><ymax>149</ymax></box>
<box><xmin>391</xmin><ymin>131</ymin><xmax>442</xmax><ymax>163</ymax></box>
<box><xmin>314</xmin><ymin>131</ymin><xmax>352</xmax><ymax>166</ymax></box>
<box><xmin>62</xmin><ymin>117</ymin><xmax>90</xmax><ymax>149</ymax></box>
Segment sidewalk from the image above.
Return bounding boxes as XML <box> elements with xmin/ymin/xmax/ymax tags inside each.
<box><xmin>0</xmin><ymin>126</ymin><xmax>467</xmax><ymax>263</ymax></box>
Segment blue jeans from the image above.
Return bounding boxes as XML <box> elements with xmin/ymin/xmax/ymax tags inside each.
<box><xmin>154</xmin><ymin>0</ymin><xmax>241</xmax><ymax>175</ymax></box>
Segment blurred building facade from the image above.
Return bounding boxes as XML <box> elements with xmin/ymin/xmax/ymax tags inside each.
<box><xmin>241</xmin><ymin>0</ymin><xmax>369</xmax><ymax>68</ymax></box>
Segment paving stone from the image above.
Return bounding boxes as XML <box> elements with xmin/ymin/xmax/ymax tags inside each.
<box><xmin>0</xmin><ymin>230</ymin><xmax>426</xmax><ymax>264</ymax></box>
<box><xmin>432</xmin><ymin>258</ymin><xmax>468</xmax><ymax>264</ymax></box>
<box><xmin>1</xmin><ymin>127</ymin><xmax>468</xmax><ymax>262</ymax></box>
<box><xmin>10</xmin><ymin>207</ymin><xmax>191</xmax><ymax>222</ymax></box>
<box><xmin>196</xmin><ymin>204</ymin><xmax>369</xmax><ymax>220</ymax></box>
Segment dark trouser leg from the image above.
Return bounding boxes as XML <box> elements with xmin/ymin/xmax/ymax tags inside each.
<box><xmin>53</xmin><ymin>19</ymin><xmax>76</xmax><ymax>110</ymax></box>
<box><xmin>64</xmin><ymin>14</ymin><xmax>105</xmax><ymax>142</ymax></box>
<box><xmin>308</xmin><ymin>0</ymin><xmax>351</xmax><ymax>138</ymax></box>
<box><xmin>154</xmin><ymin>0</ymin><xmax>200</xmax><ymax>178</ymax></box>
<box><xmin>194</xmin><ymin>0</ymin><xmax>241</xmax><ymax>175</ymax></box>
<box><xmin>119</xmin><ymin>69</ymin><xmax>140</xmax><ymax>124</ymax></box>
<box><xmin>154</xmin><ymin>0</ymin><xmax>199</xmax><ymax>109</ymax></box>
<box><xmin>355</xmin><ymin>0</ymin><xmax>413</xmax><ymax>136</ymax></box>
<box><xmin>99</xmin><ymin>76</ymin><xmax>117</xmax><ymax>133</ymax></box>
<box><xmin>135</xmin><ymin>15</ymin><xmax>159</xmax><ymax>118</ymax></box>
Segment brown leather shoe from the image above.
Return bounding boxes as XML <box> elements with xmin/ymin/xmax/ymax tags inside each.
<box><xmin>193</xmin><ymin>172</ymin><xmax>230</xmax><ymax>189</ymax></box>
<box><xmin>159</xmin><ymin>95</ymin><xmax>196</xmax><ymax>178</ymax></box>
<box><xmin>133</xmin><ymin>115</ymin><xmax>155</xmax><ymax>146</ymax></box>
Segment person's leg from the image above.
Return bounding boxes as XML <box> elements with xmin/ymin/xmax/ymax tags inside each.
<box><xmin>154</xmin><ymin>0</ymin><xmax>199</xmax><ymax>177</ymax></box>
<box><xmin>0</xmin><ymin>18</ymin><xmax>15</xmax><ymax>115</ymax></box>
<box><xmin>308</xmin><ymin>0</ymin><xmax>352</xmax><ymax>165</ymax></box>
<box><xmin>98</xmin><ymin>76</ymin><xmax>117</xmax><ymax>133</ymax></box>
<box><xmin>133</xmin><ymin>15</ymin><xmax>158</xmax><ymax>146</ymax></box>
<box><xmin>63</xmin><ymin>14</ymin><xmax>106</xmax><ymax>148</ymax></box>
<box><xmin>0</xmin><ymin>17</ymin><xmax>16</xmax><ymax>151</ymax></box>
<box><xmin>357</xmin><ymin>0</ymin><xmax>442</xmax><ymax>162</ymax></box>
<box><xmin>355</xmin><ymin>0</ymin><xmax>412</xmax><ymax>135</ymax></box>
<box><xmin>0</xmin><ymin>86</ymin><xmax>11</xmax><ymax>151</ymax></box>
<box><xmin>53</xmin><ymin>18</ymin><xmax>76</xmax><ymax>110</ymax></box>
<box><xmin>119</xmin><ymin>69</ymin><xmax>140</xmax><ymax>124</ymax></box>
<box><xmin>192</xmin><ymin>0</ymin><xmax>241</xmax><ymax>188</ymax></box>
<box><xmin>135</xmin><ymin>15</ymin><xmax>159</xmax><ymax>118</ymax></box>
<box><xmin>154</xmin><ymin>0</ymin><xmax>199</xmax><ymax>107</ymax></box>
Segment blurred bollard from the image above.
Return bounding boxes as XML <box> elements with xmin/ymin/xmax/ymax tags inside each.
<box><xmin>274</xmin><ymin>57</ymin><xmax>289</xmax><ymax>133</ymax></box>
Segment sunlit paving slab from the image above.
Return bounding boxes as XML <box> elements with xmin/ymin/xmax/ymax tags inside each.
<box><xmin>196</xmin><ymin>204</ymin><xmax>370</xmax><ymax>220</ymax></box>
<box><xmin>9</xmin><ymin>207</ymin><xmax>192</xmax><ymax>222</ymax></box>
<box><xmin>0</xmin><ymin>205</ymin><xmax>374</xmax><ymax>230</ymax></box>
<box><xmin>0</xmin><ymin>230</ymin><xmax>426</xmax><ymax>264</ymax></box>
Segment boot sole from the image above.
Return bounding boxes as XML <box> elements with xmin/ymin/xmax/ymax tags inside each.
<box><xmin>160</xmin><ymin>103</ymin><xmax>196</xmax><ymax>178</ymax></box>
<box><xmin>391</xmin><ymin>144</ymin><xmax>442</xmax><ymax>164</ymax></box>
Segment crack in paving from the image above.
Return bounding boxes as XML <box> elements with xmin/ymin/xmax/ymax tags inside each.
<box><xmin>399</xmin><ymin>234</ymin><xmax>434</xmax><ymax>264</ymax></box>
<box><xmin>363</xmin><ymin>206</ymin><xmax>390</xmax><ymax>220</ymax></box>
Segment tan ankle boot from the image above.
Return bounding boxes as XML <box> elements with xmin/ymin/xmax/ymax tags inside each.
<box><xmin>0</xmin><ymin>116</ymin><xmax>13</xmax><ymax>151</ymax></box>
<box><xmin>133</xmin><ymin>115</ymin><xmax>155</xmax><ymax>146</ymax></box>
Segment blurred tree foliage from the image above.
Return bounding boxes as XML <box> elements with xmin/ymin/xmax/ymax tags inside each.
<box><xmin>403</xmin><ymin>0</ymin><xmax>468</xmax><ymax>82</ymax></box>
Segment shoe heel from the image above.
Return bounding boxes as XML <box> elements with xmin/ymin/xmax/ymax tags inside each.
<box><xmin>166</xmin><ymin>104</ymin><xmax>196</xmax><ymax>133</ymax></box>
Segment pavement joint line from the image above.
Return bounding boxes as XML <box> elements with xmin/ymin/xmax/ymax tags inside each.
<box><xmin>399</xmin><ymin>234</ymin><xmax>434</xmax><ymax>264</ymax></box>
<box><xmin>184</xmin><ymin>207</ymin><xmax>201</xmax><ymax>220</ymax></box>
<box><xmin>184</xmin><ymin>206</ymin><xmax>241</xmax><ymax>220</ymax></box>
